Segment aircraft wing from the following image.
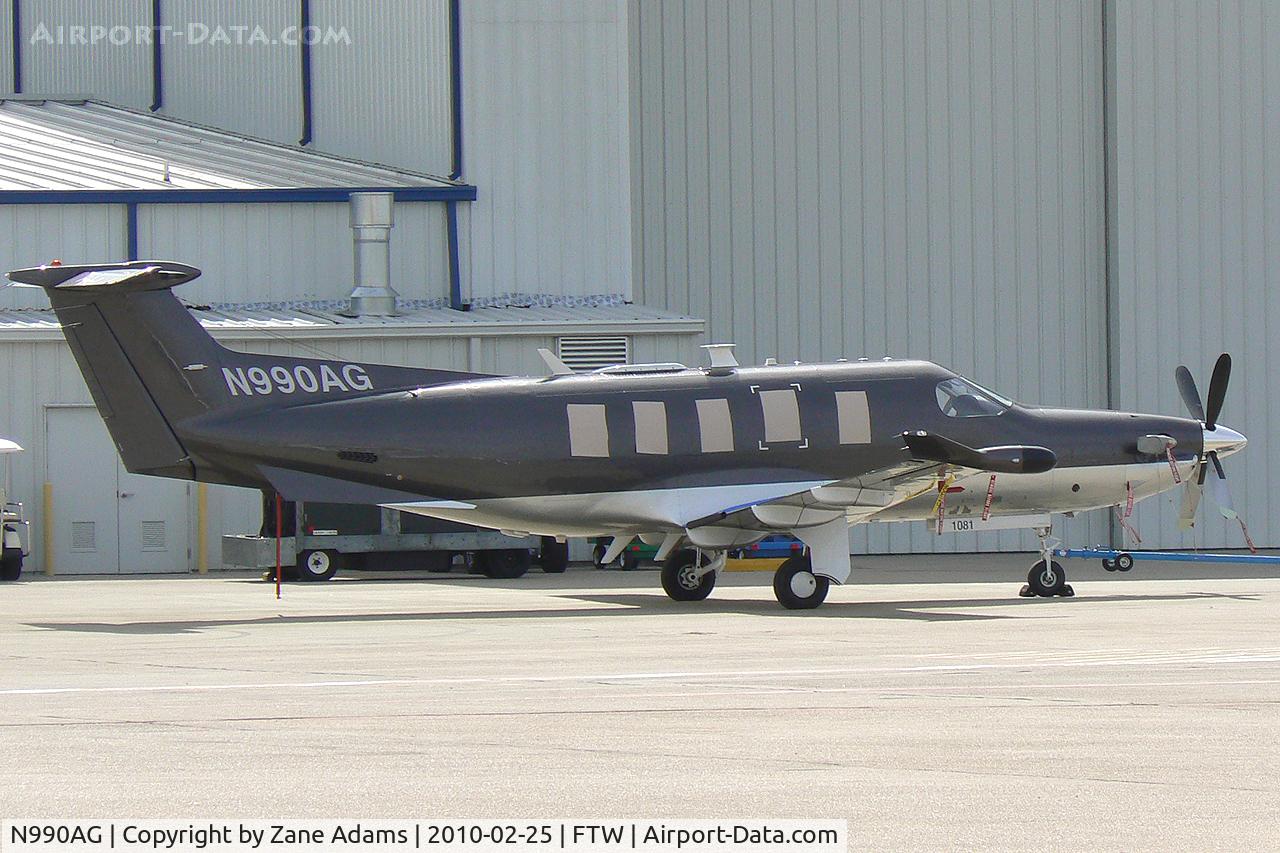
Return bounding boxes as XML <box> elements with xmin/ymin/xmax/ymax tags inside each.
<box><xmin>685</xmin><ymin>430</ymin><xmax>1056</xmax><ymax>533</ymax></box>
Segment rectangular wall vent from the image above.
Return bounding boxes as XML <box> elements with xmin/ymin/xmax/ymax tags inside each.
<box><xmin>140</xmin><ymin>521</ymin><xmax>167</xmax><ymax>552</ymax></box>
<box><xmin>70</xmin><ymin>521</ymin><xmax>96</xmax><ymax>553</ymax></box>
<box><xmin>556</xmin><ymin>336</ymin><xmax>630</xmax><ymax>372</ymax></box>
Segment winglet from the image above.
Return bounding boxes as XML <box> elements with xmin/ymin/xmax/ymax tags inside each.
<box><xmin>537</xmin><ymin>347</ymin><xmax>574</xmax><ymax>376</ymax></box>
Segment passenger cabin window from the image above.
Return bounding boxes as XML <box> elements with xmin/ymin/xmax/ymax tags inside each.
<box><xmin>834</xmin><ymin>390</ymin><xmax>872</xmax><ymax>444</ymax></box>
<box><xmin>935</xmin><ymin>377</ymin><xmax>1011</xmax><ymax>418</ymax></box>
<box><xmin>632</xmin><ymin>401</ymin><xmax>668</xmax><ymax>454</ymax></box>
<box><xmin>566</xmin><ymin>404</ymin><xmax>610</xmax><ymax>457</ymax></box>
<box><xmin>758</xmin><ymin>389</ymin><xmax>802</xmax><ymax>443</ymax></box>
<box><xmin>695</xmin><ymin>399</ymin><xmax>734</xmax><ymax>453</ymax></box>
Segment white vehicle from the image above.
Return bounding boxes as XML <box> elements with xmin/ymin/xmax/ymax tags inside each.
<box><xmin>1</xmin><ymin>439</ymin><xmax>28</xmax><ymax>581</ymax></box>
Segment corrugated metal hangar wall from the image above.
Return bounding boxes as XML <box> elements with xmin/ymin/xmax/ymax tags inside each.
<box><xmin>629</xmin><ymin>0</ymin><xmax>1280</xmax><ymax>553</ymax></box>
<box><xmin>1107</xmin><ymin>0</ymin><xmax>1280</xmax><ymax>550</ymax></box>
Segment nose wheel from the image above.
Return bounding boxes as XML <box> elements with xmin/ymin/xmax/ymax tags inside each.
<box><xmin>1019</xmin><ymin>526</ymin><xmax>1074</xmax><ymax>598</ymax></box>
<box><xmin>1021</xmin><ymin>559</ymin><xmax>1073</xmax><ymax>597</ymax></box>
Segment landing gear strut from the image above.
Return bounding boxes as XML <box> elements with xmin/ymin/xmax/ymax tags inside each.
<box><xmin>1020</xmin><ymin>526</ymin><xmax>1074</xmax><ymax>598</ymax></box>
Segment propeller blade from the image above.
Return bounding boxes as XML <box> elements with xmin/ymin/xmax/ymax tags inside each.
<box><xmin>1204</xmin><ymin>353</ymin><xmax>1232</xmax><ymax>430</ymax></box>
<box><xmin>1206</xmin><ymin>467</ymin><xmax>1237</xmax><ymax>520</ymax></box>
<box><xmin>1178</xmin><ymin>480</ymin><xmax>1202</xmax><ymax>530</ymax></box>
<box><xmin>1175</xmin><ymin>365</ymin><xmax>1205</xmax><ymax>422</ymax></box>
<box><xmin>1209</xmin><ymin>450</ymin><xmax>1227</xmax><ymax>481</ymax></box>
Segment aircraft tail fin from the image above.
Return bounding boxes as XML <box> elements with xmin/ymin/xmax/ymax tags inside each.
<box><xmin>6</xmin><ymin>261</ymin><xmax>483</xmax><ymax>483</ymax></box>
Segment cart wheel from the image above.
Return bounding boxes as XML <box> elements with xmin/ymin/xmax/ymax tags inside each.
<box><xmin>297</xmin><ymin>549</ymin><xmax>340</xmax><ymax>582</ymax></box>
<box><xmin>0</xmin><ymin>549</ymin><xmax>21</xmax><ymax>581</ymax></box>
<box><xmin>1115</xmin><ymin>553</ymin><xmax>1134</xmax><ymax>572</ymax></box>
<box><xmin>480</xmin><ymin>548</ymin><xmax>531</xmax><ymax>579</ymax></box>
<box><xmin>1102</xmin><ymin>558</ymin><xmax>1117</xmax><ymax>572</ymax></box>
<box><xmin>539</xmin><ymin>537</ymin><xmax>569</xmax><ymax>574</ymax></box>
<box><xmin>621</xmin><ymin>552</ymin><xmax>640</xmax><ymax>571</ymax></box>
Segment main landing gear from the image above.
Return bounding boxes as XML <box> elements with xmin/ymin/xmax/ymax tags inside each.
<box><xmin>1020</xmin><ymin>525</ymin><xmax>1074</xmax><ymax>598</ymax></box>
<box><xmin>660</xmin><ymin>548</ymin><xmax>718</xmax><ymax>601</ymax></box>
<box><xmin>772</xmin><ymin>554</ymin><xmax>829</xmax><ymax>610</ymax></box>
<box><xmin>660</xmin><ymin>547</ymin><xmax>831</xmax><ymax>609</ymax></box>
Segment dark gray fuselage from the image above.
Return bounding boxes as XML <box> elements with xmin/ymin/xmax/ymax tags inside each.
<box><xmin>181</xmin><ymin>359</ymin><xmax>1203</xmax><ymax>503</ymax></box>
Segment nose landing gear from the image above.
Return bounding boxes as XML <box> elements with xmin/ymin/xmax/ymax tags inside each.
<box><xmin>1020</xmin><ymin>526</ymin><xmax>1075</xmax><ymax>598</ymax></box>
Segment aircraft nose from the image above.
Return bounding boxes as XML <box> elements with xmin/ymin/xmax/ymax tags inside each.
<box><xmin>1203</xmin><ymin>424</ymin><xmax>1247</xmax><ymax>456</ymax></box>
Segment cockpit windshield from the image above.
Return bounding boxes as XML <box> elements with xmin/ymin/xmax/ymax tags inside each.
<box><xmin>935</xmin><ymin>376</ymin><xmax>1012</xmax><ymax>418</ymax></box>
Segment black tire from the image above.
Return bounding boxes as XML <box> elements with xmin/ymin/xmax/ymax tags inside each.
<box><xmin>772</xmin><ymin>554</ymin><xmax>830</xmax><ymax>610</ymax></box>
<box><xmin>621</xmin><ymin>551</ymin><xmax>640</xmax><ymax>571</ymax></box>
<box><xmin>297</xmin><ymin>549</ymin><xmax>340</xmax><ymax>581</ymax></box>
<box><xmin>539</xmin><ymin>538</ymin><xmax>569</xmax><ymax>574</ymax></box>
<box><xmin>480</xmin><ymin>548</ymin><xmax>531</xmax><ymax>579</ymax></box>
<box><xmin>660</xmin><ymin>549</ymin><xmax>716</xmax><ymax>601</ymax></box>
<box><xmin>1115</xmin><ymin>553</ymin><xmax>1134</xmax><ymax>572</ymax></box>
<box><xmin>0</xmin><ymin>550</ymin><xmax>21</xmax><ymax>582</ymax></box>
<box><xmin>592</xmin><ymin>544</ymin><xmax>608</xmax><ymax>568</ymax></box>
<box><xmin>1026</xmin><ymin>560</ymin><xmax>1067</xmax><ymax>597</ymax></box>
<box><xmin>1102</xmin><ymin>558</ymin><xmax>1117</xmax><ymax>572</ymax></box>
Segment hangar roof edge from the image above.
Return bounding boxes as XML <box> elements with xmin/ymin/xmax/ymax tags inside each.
<box><xmin>0</xmin><ymin>97</ymin><xmax>473</xmax><ymax>197</ymax></box>
<box><xmin>0</xmin><ymin>301</ymin><xmax>705</xmax><ymax>342</ymax></box>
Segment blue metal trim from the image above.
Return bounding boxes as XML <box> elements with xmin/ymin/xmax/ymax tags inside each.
<box><xmin>445</xmin><ymin>199</ymin><xmax>464</xmax><ymax>310</ymax></box>
<box><xmin>125</xmin><ymin>202</ymin><xmax>139</xmax><ymax>260</ymax></box>
<box><xmin>448</xmin><ymin>0</ymin><xmax>463</xmax><ymax>179</ymax></box>
<box><xmin>298</xmin><ymin>0</ymin><xmax>313</xmax><ymax>145</ymax></box>
<box><xmin>149</xmin><ymin>0</ymin><xmax>163</xmax><ymax>111</ymax></box>
<box><xmin>11</xmin><ymin>0</ymin><xmax>21</xmax><ymax>94</ymax></box>
<box><xmin>0</xmin><ymin>186</ymin><xmax>478</xmax><ymax>204</ymax></box>
<box><xmin>1053</xmin><ymin>547</ymin><xmax>1280</xmax><ymax>565</ymax></box>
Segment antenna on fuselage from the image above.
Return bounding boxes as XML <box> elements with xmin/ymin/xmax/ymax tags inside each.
<box><xmin>701</xmin><ymin>343</ymin><xmax>738</xmax><ymax>377</ymax></box>
<box><xmin>537</xmin><ymin>347</ymin><xmax>573</xmax><ymax>376</ymax></box>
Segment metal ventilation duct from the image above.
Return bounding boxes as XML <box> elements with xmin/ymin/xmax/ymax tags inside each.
<box><xmin>345</xmin><ymin>192</ymin><xmax>399</xmax><ymax>317</ymax></box>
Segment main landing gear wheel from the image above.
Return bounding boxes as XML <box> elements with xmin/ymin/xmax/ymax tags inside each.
<box><xmin>661</xmin><ymin>549</ymin><xmax>716</xmax><ymax>601</ymax></box>
<box><xmin>297</xmin><ymin>549</ymin><xmax>340</xmax><ymax>581</ymax></box>
<box><xmin>772</xmin><ymin>554</ymin><xmax>829</xmax><ymax>610</ymax></box>
<box><xmin>1022</xmin><ymin>560</ymin><xmax>1073</xmax><ymax>598</ymax></box>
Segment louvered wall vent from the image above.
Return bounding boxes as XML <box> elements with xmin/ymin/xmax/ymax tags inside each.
<box><xmin>556</xmin><ymin>336</ymin><xmax>630</xmax><ymax>372</ymax></box>
<box><xmin>141</xmin><ymin>521</ymin><xmax>167</xmax><ymax>552</ymax></box>
<box><xmin>71</xmin><ymin>521</ymin><xmax>96</xmax><ymax>553</ymax></box>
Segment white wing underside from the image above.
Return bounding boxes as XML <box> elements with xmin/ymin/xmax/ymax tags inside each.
<box><xmin>688</xmin><ymin>458</ymin><xmax>981</xmax><ymax>533</ymax></box>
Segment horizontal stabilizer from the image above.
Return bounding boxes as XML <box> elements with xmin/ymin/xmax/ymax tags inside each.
<box><xmin>7</xmin><ymin>261</ymin><xmax>201</xmax><ymax>292</ymax></box>
<box><xmin>259</xmin><ymin>465</ymin><xmax>433</xmax><ymax>505</ymax></box>
<box><xmin>902</xmin><ymin>430</ymin><xmax>1056</xmax><ymax>475</ymax></box>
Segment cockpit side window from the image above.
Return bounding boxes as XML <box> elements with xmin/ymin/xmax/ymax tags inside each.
<box><xmin>935</xmin><ymin>377</ymin><xmax>1010</xmax><ymax>418</ymax></box>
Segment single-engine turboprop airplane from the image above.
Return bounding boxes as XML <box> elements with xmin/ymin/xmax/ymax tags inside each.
<box><xmin>7</xmin><ymin>261</ymin><xmax>1249</xmax><ymax>608</ymax></box>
